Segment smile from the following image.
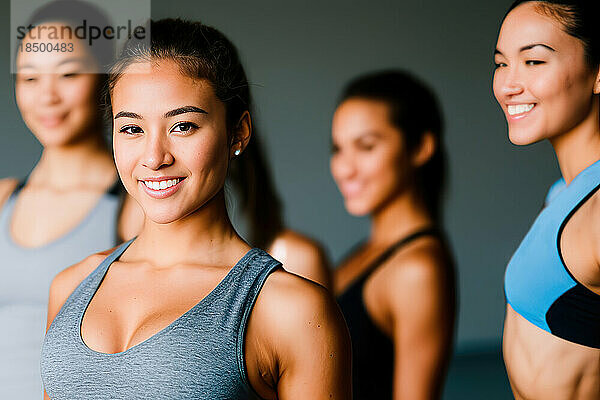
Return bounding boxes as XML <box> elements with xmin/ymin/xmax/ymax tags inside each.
<box><xmin>138</xmin><ymin>177</ymin><xmax>185</xmax><ymax>199</ymax></box>
<box><xmin>507</xmin><ymin>104</ymin><xmax>535</xmax><ymax>116</ymax></box>
<box><xmin>142</xmin><ymin>178</ymin><xmax>182</xmax><ymax>190</ymax></box>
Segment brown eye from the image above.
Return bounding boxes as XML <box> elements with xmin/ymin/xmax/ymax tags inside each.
<box><xmin>171</xmin><ymin>122</ymin><xmax>198</xmax><ymax>134</ymax></box>
<box><xmin>119</xmin><ymin>125</ymin><xmax>143</xmax><ymax>135</ymax></box>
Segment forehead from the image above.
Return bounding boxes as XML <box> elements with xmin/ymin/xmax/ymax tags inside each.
<box><xmin>16</xmin><ymin>22</ymin><xmax>95</xmax><ymax>72</ymax></box>
<box><xmin>111</xmin><ymin>60</ymin><xmax>219</xmax><ymax>112</ymax></box>
<box><xmin>498</xmin><ymin>3</ymin><xmax>572</xmax><ymax>50</ymax></box>
<box><xmin>332</xmin><ymin>98</ymin><xmax>398</xmax><ymax>141</ymax></box>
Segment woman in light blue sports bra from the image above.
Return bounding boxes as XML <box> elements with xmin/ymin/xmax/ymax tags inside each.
<box><xmin>0</xmin><ymin>2</ymin><xmax>142</xmax><ymax>398</ymax></box>
<box><xmin>41</xmin><ymin>18</ymin><xmax>351</xmax><ymax>400</ymax></box>
<box><xmin>494</xmin><ymin>0</ymin><xmax>600</xmax><ymax>399</ymax></box>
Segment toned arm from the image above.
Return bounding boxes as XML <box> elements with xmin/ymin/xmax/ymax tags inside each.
<box><xmin>246</xmin><ymin>270</ymin><xmax>352</xmax><ymax>399</ymax></box>
<box><xmin>386</xmin><ymin>249</ymin><xmax>455</xmax><ymax>400</ymax></box>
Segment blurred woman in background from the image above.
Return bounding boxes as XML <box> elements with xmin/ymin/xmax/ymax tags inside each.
<box><xmin>0</xmin><ymin>1</ymin><xmax>141</xmax><ymax>397</ymax></box>
<box><xmin>331</xmin><ymin>70</ymin><xmax>456</xmax><ymax>399</ymax></box>
<box><xmin>496</xmin><ymin>1</ymin><xmax>600</xmax><ymax>399</ymax></box>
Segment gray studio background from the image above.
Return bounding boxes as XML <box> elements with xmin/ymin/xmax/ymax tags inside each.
<box><xmin>0</xmin><ymin>0</ymin><xmax>559</xmax><ymax>359</ymax></box>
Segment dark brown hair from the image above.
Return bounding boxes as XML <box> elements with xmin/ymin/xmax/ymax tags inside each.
<box><xmin>506</xmin><ymin>1</ymin><xmax>600</xmax><ymax>68</ymax></box>
<box><xmin>339</xmin><ymin>70</ymin><xmax>447</xmax><ymax>222</ymax></box>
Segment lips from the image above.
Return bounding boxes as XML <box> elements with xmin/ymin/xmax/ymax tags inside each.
<box><xmin>38</xmin><ymin>114</ymin><xmax>66</xmax><ymax>128</ymax></box>
<box><xmin>506</xmin><ymin>103</ymin><xmax>536</xmax><ymax>121</ymax></box>
<box><xmin>340</xmin><ymin>181</ymin><xmax>363</xmax><ymax>198</ymax></box>
<box><xmin>138</xmin><ymin>177</ymin><xmax>186</xmax><ymax>199</ymax></box>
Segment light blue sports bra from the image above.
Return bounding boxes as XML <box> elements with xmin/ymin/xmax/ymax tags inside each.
<box><xmin>504</xmin><ymin>159</ymin><xmax>600</xmax><ymax>348</ymax></box>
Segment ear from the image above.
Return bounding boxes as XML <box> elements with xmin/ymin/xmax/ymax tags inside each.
<box><xmin>594</xmin><ymin>66</ymin><xmax>600</xmax><ymax>95</ymax></box>
<box><xmin>411</xmin><ymin>131</ymin><xmax>436</xmax><ymax>168</ymax></box>
<box><xmin>230</xmin><ymin>111</ymin><xmax>252</xmax><ymax>159</ymax></box>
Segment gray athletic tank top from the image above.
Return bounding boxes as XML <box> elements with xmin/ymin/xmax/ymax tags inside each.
<box><xmin>0</xmin><ymin>181</ymin><xmax>121</xmax><ymax>399</ymax></box>
<box><xmin>41</xmin><ymin>239</ymin><xmax>281</xmax><ymax>400</ymax></box>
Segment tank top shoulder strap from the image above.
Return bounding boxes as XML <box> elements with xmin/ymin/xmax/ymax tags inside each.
<box><xmin>355</xmin><ymin>227</ymin><xmax>442</xmax><ymax>286</ymax></box>
<box><xmin>0</xmin><ymin>177</ymin><xmax>28</xmax><ymax>229</ymax></box>
<box><xmin>228</xmin><ymin>248</ymin><xmax>281</xmax><ymax>387</ymax></box>
<box><xmin>60</xmin><ymin>238</ymin><xmax>136</xmax><ymax>315</ymax></box>
<box><xmin>552</xmin><ymin>159</ymin><xmax>600</xmax><ymax>219</ymax></box>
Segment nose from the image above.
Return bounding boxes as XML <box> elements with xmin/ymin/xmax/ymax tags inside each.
<box><xmin>331</xmin><ymin>150</ymin><xmax>357</xmax><ymax>182</ymax></box>
<box><xmin>142</xmin><ymin>133</ymin><xmax>174</xmax><ymax>170</ymax></box>
<box><xmin>499</xmin><ymin>67</ymin><xmax>524</xmax><ymax>97</ymax></box>
<box><xmin>39</xmin><ymin>75</ymin><xmax>61</xmax><ymax>106</ymax></box>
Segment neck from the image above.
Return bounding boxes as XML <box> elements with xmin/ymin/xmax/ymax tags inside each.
<box><xmin>29</xmin><ymin>134</ymin><xmax>114</xmax><ymax>189</ymax></box>
<box><xmin>550</xmin><ymin>97</ymin><xmax>600</xmax><ymax>184</ymax></box>
<box><xmin>132</xmin><ymin>191</ymin><xmax>244</xmax><ymax>266</ymax></box>
<box><xmin>369</xmin><ymin>188</ymin><xmax>433</xmax><ymax>247</ymax></box>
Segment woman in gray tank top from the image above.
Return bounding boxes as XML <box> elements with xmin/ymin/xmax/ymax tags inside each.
<box><xmin>41</xmin><ymin>18</ymin><xmax>351</xmax><ymax>399</ymax></box>
<box><xmin>0</xmin><ymin>2</ymin><xmax>142</xmax><ymax>398</ymax></box>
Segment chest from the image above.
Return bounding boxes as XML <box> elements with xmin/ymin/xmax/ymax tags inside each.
<box><xmin>335</xmin><ymin>249</ymin><xmax>393</xmax><ymax>336</ymax></box>
<box><xmin>81</xmin><ymin>263</ymin><xmax>231</xmax><ymax>354</ymax></box>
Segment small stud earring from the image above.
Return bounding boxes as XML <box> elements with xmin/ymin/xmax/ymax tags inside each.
<box><xmin>234</xmin><ymin>149</ymin><xmax>241</xmax><ymax>156</ymax></box>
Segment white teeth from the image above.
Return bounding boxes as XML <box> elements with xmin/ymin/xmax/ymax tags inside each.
<box><xmin>142</xmin><ymin>178</ymin><xmax>180</xmax><ymax>191</ymax></box>
<box><xmin>508</xmin><ymin>104</ymin><xmax>534</xmax><ymax>116</ymax></box>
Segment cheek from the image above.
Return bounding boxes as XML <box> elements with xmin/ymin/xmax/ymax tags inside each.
<box><xmin>492</xmin><ymin>70</ymin><xmax>504</xmax><ymax>105</ymax></box>
<box><xmin>15</xmin><ymin>85</ymin><xmax>36</xmax><ymax>116</ymax></box>
<box><xmin>533</xmin><ymin>67</ymin><xmax>594</xmax><ymax>128</ymax></box>
<box><xmin>113</xmin><ymin>139</ymin><xmax>138</xmax><ymax>185</ymax></box>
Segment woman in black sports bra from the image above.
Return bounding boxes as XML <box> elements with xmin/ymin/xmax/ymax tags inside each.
<box><xmin>331</xmin><ymin>70</ymin><xmax>456</xmax><ymax>399</ymax></box>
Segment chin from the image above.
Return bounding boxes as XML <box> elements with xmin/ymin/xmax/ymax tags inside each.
<box><xmin>507</xmin><ymin>128</ymin><xmax>544</xmax><ymax>146</ymax></box>
<box><xmin>344</xmin><ymin>199</ymin><xmax>372</xmax><ymax>217</ymax></box>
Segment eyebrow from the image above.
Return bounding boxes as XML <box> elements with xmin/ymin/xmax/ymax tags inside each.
<box><xmin>17</xmin><ymin>57</ymin><xmax>89</xmax><ymax>71</ymax></box>
<box><xmin>163</xmin><ymin>106</ymin><xmax>208</xmax><ymax>118</ymax></box>
<box><xmin>494</xmin><ymin>43</ymin><xmax>556</xmax><ymax>56</ymax></box>
<box><xmin>114</xmin><ymin>106</ymin><xmax>208</xmax><ymax>120</ymax></box>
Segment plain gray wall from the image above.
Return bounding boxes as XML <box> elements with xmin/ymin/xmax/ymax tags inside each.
<box><xmin>0</xmin><ymin>0</ymin><xmax>560</xmax><ymax>350</ymax></box>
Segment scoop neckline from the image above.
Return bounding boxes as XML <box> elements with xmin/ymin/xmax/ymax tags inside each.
<box><xmin>4</xmin><ymin>181</ymin><xmax>118</xmax><ymax>251</ymax></box>
<box><xmin>77</xmin><ymin>241</ymin><xmax>260</xmax><ymax>357</ymax></box>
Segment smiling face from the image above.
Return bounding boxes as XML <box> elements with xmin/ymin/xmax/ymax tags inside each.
<box><xmin>330</xmin><ymin>98</ymin><xmax>412</xmax><ymax>216</ymax></box>
<box><xmin>111</xmin><ymin>59</ymin><xmax>232</xmax><ymax>224</ymax></box>
<box><xmin>15</xmin><ymin>23</ymin><xmax>102</xmax><ymax>148</ymax></box>
<box><xmin>493</xmin><ymin>2</ymin><xmax>599</xmax><ymax>145</ymax></box>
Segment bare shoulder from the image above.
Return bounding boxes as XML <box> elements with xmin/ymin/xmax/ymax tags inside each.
<box><xmin>247</xmin><ymin>268</ymin><xmax>352</xmax><ymax>398</ymax></box>
<box><xmin>0</xmin><ymin>178</ymin><xmax>18</xmax><ymax>209</ymax></box>
<box><xmin>46</xmin><ymin>247</ymin><xmax>117</xmax><ymax>329</ymax></box>
<box><xmin>269</xmin><ymin>229</ymin><xmax>332</xmax><ymax>289</ymax></box>
<box><xmin>251</xmin><ymin>268</ymin><xmax>347</xmax><ymax>345</ymax></box>
<box><xmin>376</xmin><ymin>238</ymin><xmax>454</xmax><ymax>308</ymax></box>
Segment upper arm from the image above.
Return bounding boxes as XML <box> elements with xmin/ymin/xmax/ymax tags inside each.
<box><xmin>46</xmin><ymin>253</ymin><xmax>109</xmax><ymax>331</ymax></box>
<box><xmin>251</xmin><ymin>271</ymin><xmax>351</xmax><ymax>399</ymax></box>
<box><xmin>385</xmin><ymin>251</ymin><xmax>455</xmax><ymax>400</ymax></box>
<box><xmin>269</xmin><ymin>230</ymin><xmax>332</xmax><ymax>290</ymax></box>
